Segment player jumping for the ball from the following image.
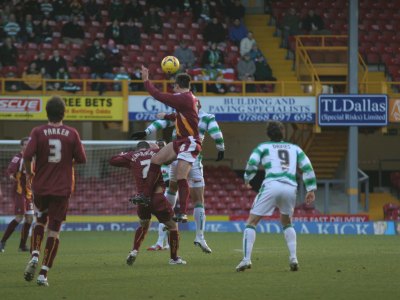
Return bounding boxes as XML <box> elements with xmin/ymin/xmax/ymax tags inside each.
<box><xmin>130</xmin><ymin>65</ymin><xmax>201</xmax><ymax>223</ymax></box>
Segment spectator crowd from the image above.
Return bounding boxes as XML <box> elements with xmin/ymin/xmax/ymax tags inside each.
<box><xmin>0</xmin><ymin>0</ymin><xmax>277</xmax><ymax>94</ymax></box>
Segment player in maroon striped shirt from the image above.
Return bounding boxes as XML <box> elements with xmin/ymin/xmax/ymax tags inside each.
<box><xmin>0</xmin><ymin>137</ymin><xmax>34</xmax><ymax>253</ymax></box>
<box><xmin>23</xmin><ymin>96</ymin><xmax>87</xmax><ymax>287</ymax></box>
<box><xmin>131</xmin><ymin>66</ymin><xmax>202</xmax><ymax>223</ymax></box>
<box><xmin>109</xmin><ymin>141</ymin><xmax>186</xmax><ymax>265</ymax></box>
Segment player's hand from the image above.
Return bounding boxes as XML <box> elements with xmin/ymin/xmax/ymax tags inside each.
<box><xmin>130</xmin><ymin>131</ymin><xmax>147</xmax><ymax>140</ymax></box>
<box><xmin>156</xmin><ymin>112</ymin><xmax>166</xmax><ymax>119</ymax></box>
<box><xmin>216</xmin><ymin>151</ymin><xmax>224</xmax><ymax>161</ymax></box>
<box><xmin>305</xmin><ymin>190</ymin><xmax>316</xmax><ymax>205</ymax></box>
<box><xmin>141</xmin><ymin>65</ymin><xmax>149</xmax><ymax>81</ymax></box>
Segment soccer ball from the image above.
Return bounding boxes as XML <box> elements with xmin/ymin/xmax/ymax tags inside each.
<box><xmin>161</xmin><ymin>56</ymin><xmax>180</xmax><ymax>74</ymax></box>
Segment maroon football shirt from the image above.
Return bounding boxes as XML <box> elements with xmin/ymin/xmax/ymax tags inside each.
<box><xmin>23</xmin><ymin>124</ymin><xmax>86</xmax><ymax>197</ymax></box>
<box><xmin>144</xmin><ymin>80</ymin><xmax>200</xmax><ymax>139</ymax></box>
<box><xmin>109</xmin><ymin>148</ymin><xmax>164</xmax><ymax>194</ymax></box>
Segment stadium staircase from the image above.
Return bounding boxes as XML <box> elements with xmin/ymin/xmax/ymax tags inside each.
<box><xmin>304</xmin><ymin>128</ymin><xmax>348</xmax><ymax>179</ymax></box>
<box><xmin>361</xmin><ymin>192</ymin><xmax>400</xmax><ymax>220</ymax></box>
<box><xmin>244</xmin><ymin>14</ymin><xmax>306</xmax><ymax>95</ymax></box>
<box><xmin>366</xmin><ymin>71</ymin><xmax>386</xmax><ymax>94</ymax></box>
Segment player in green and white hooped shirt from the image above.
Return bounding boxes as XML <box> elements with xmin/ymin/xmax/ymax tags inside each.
<box><xmin>236</xmin><ymin>121</ymin><xmax>316</xmax><ymax>272</ymax></box>
<box><xmin>131</xmin><ymin>110</ymin><xmax>225</xmax><ymax>253</ymax></box>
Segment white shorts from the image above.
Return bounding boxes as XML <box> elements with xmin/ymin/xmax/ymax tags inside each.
<box><xmin>173</xmin><ymin>137</ymin><xmax>201</xmax><ymax>164</ymax></box>
<box><xmin>25</xmin><ymin>209</ymin><xmax>35</xmax><ymax>215</ymax></box>
<box><xmin>250</xmin><ymin>180</ymin><xmax>297</xmax><ymax>217</ymax></box>
<box><xmin>169</xmin><ymin>158</ymin><xmax>204</xmax><ymax>188</ymax></box>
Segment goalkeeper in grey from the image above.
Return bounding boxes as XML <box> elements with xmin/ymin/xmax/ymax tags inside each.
<box><xmin>131</xmin><ymin>108</ymin><xmax>225</xmax><ymax>253</ymax></box>
<box><xmin>236</xmin><ymin>121</ymin><xmax>316</xmax><ymax>272</ymax></box>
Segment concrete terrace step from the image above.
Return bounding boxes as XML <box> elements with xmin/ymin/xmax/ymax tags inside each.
<box><xmin>244</xmin><ymin>14</ymin><xmax>304</xmax><ymax>93</ymax></box>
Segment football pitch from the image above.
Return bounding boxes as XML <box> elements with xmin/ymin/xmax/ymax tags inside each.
<box><xmin>0</xmin><ymin>231</ymin><xmax>399</xmax><ymax>300</ymax></box>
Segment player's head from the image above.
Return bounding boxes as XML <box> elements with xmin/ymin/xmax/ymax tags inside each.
<box><xmin>156</xmin><ymin>139</ymin><xmax>166</xmax><ymax>148</ymax></box>
<box><xmin>20</xmin><ymin>137</ymin><xmax>29</xmax><ymax>151</ymax></box>
<box><xmin>174</xmin><ymin>73</ymin><xmax>191</xmax><ymax>91</ymax></box>
<box><xmin>136</xmin><ymin>141</ymin><xmax>150</xmax><ymax>150</ymax></box>
<box><xmin>267</xmin><ymin>121</ymin><xmax>284</xmax><ymax>142</ymax></box>
<box><xmin>46</xmin><ymin>96</ymin><xmax>65</xmax><ymax>123</ymax></box>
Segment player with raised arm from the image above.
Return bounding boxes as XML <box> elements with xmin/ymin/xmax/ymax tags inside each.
<box><xmin>132</xmin><ymin>107</ymin><xmax>225</xmax><ymax>253</ymax></box>
<box><xmin>130</xmin><ymin>66</ymin><xmax>201</xmax><ymax>223</ymax></box>
<box><xmin>109</xmin><ymin>141</ymin><xmax>185</xmax><ymax>265</ymax></box>
<box><xmin>0</xmin><ymin>137</ymin><xmax>34</xmax><ymax>253</ymax></box>
<box><xmin>23</xmin><ymin>96</ymin><xmax>87</xmax><ymax>286</ymax></box>
<box><xmin>235</xmin><ymin>121</ymin><xmax>316</xmax><ymax>272</ymax></box>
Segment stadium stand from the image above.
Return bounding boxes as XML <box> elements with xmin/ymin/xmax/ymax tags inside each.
<box><xmin>0</xmin><ymin>1</ymin><xmax>243</xmax><ymax>83</ymax></box>
<box><xmin>270</xmin><ymin>0</ymin><xmax>400</xmax><ymax>81</ymax></box>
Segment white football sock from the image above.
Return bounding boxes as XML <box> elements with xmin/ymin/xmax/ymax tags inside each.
<box><xmin>165</xmin><ymin>189</ymin><xmax>177</xmax><ymax>208</ymax></box>
<box><xmin>193</xmin><ymin>205</ymin><xmax>205</xmax><ymax>240</ymax></box>
<box><xmin>243</xmin><ymin>225</ymin><xmax>256</xmax><ymax>261</ymax></box>
<box><xmin>156</xmin><ymin>223</ymin><xmax>167</xmax><ymax>246</ymax></box>
<box><xmin>284</xmin><ymin>225</ymin><xmax>297</xmax><ymax>261</ymax></box>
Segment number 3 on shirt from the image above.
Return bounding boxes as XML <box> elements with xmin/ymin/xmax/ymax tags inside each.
<box><xmin>48</xmin><ymin>139</ymin><xmax>62</xmax><ymax>163</ymax></box>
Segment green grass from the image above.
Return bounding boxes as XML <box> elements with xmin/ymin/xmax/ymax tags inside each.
<box><xmin>0</xmin><ymin>231</ymin><xmax>399</xmax><ymax>300</ymax></box>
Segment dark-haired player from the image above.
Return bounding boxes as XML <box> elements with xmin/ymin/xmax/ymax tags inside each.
<box><xmin>131</xmin><ymin>66</ymin><xmax>201</xmax><ymax>223</ymax></box>
<box><xmin>236</xmin><ymin>121</ymin><xmax>316</xmax><ymax>272</ymax></box>
<box><xmin>133</xmin><ymin>107</ymin><xmax>225</xmax><ymax>254</ymax></box>
<box><xmin>0</xmin><ymin>137</ymin><xmax>34</xmax><ymax>253</ymax></box>
<box><xmin>109</xmin><ymin>141</ymin><xmax>186</xmax><ymax>265</ymax></box>
<box><xmin>23</xmin><ymin>96</ymin><xmax>87</xmax><ymax>286</ymax></box>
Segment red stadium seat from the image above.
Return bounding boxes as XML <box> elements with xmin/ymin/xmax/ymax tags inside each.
<box><xmin>204</xmin><ymin>189</ymin><xmax>214</xmax><ymax>197</ymax></box>
<box><xmin>216</xmin><ymin>190</ymin><xmax>229</xmax><ymax>197</ymax></box>
<box><xmin>243</xmin><ymin>189</ymin><xmax>257</xmax><ymax>198</ymax></box>
<box><xmin>1</xmin><ymin>66</ymin><xmax>18</xmax><ymax>75</ymax></box>
<box><xmin>148</xmin><ymin>63</ymin><xmax>158</xmax><ymax>73</ymax></box>
<box><xmin>206</xmin><ymin>209</ymin><xmax>217</xmax><ymax>215</ymax></box>
<box><xmin>152</xmin><ymin>74</ymin><xmax>165</xmax><ymax>80</ymax></box>
<box><xmin>224</xmin><ymin>183</ymin><xmax>236</xmax><ymax>191</ymax></box>
<box><xmin>214</xmin><ymin>202</ymin><xmax>227</xmax><ymax>210</ymax></box>
<box><xmin>78</xmin><ymin>66</ymin><xmax>91</xmax><ymax>74</ymax></box>
<box><xmin>367</xmin><ymin>53</ymin><xmax>381</xmax><ymax>65</ymax></box>
<box><xmin>228</xmin><ymin>202</ymin><xmax>242</xmax><ymax>210</ymax></box>
<box><xmin>231</xmin><ymin>190</ymin><xmax>242</xmax><ymax>197</ymax></box>
<box><xmin>26</xmin><ymin>43</ymin><xmax>38</xmax><ymax>50</ymax></box>
<box><xmin>217</xmin><ymin>209</ymin><xmax>230</xmax><ymax>215</ymax></box>
<box><xmin>207</xmin><ymin>196</ymin><xmax>219</xmax><ymax>204</ymax></box>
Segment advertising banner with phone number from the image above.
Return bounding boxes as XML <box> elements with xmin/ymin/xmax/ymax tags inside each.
<box><xmin>129</xmin><ymin>95</ymin><xmax>316</xmax><ymax>123</ymax></box>
<box><xmin>0</xmin><ymin>96</ymin><xmax>123</xmax><ymax>121</ymax></box>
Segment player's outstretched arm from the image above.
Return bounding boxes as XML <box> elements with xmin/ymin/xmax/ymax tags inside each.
<box><xmin>131</xmin><ymin>119</ymin><xmax>174</xmax><ymax>140</ymax></box>
<box><xmin>109</xmin><ymin>153</ymin><xmax>132</xmax><ymax>168</ymax></box>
